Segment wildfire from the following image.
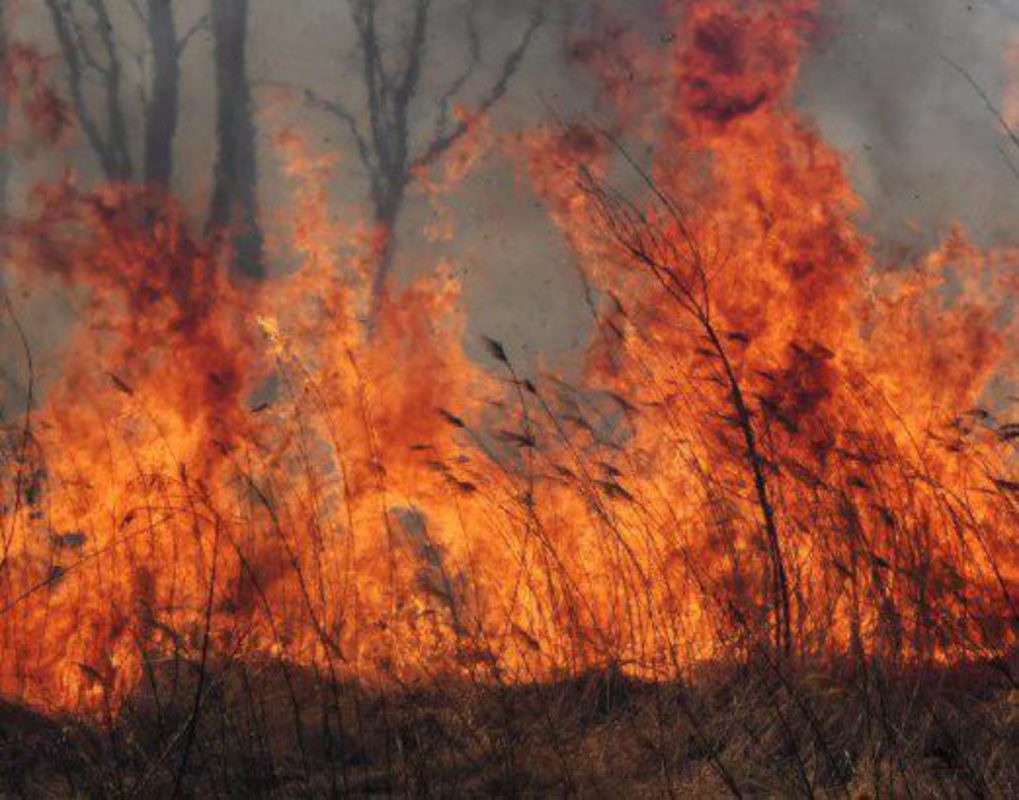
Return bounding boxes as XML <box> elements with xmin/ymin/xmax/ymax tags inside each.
<box><xmin>2</xmin><ymin>0</ymin><xmax>1018</xmax><ymax>717</ymax></box>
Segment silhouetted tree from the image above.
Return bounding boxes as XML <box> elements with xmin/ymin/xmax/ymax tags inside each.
<box><xmin>207</xmin><ymin>0</ymin><xmax>264</xmax><ymax>280</ymax></box>
<box><xmin>307</xmin><ymin>0</ymin><xmax>544</xmax><ymax>322</ymax></box>
<box><xmin>43</xmin><ymin>0</ymin><xmax>203</xmax><ymax>190</ymax></box>
<box><xmin>143</xmin><ymin>0</ymin><xmax>179</xmax><ymax>190</ymax></box>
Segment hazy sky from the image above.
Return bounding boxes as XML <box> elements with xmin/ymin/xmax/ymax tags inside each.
<box><xmin>4</xmin><ymin>0</ymin><xmax>1019</xmax><ymax>387</ymax></box>
<box><xmin>802</xmin><ymin>0</ymin><xmax>1019</xmax><ymax>253</ymax></box>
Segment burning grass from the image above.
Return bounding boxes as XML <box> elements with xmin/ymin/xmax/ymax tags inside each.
<box><xmin>2</xmin><ymin>0</ymin><xmax>1019</xmax><ymax>796</ymax></box>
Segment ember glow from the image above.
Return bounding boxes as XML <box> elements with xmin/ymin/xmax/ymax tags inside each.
<box><xmin>1</xmin><ymin>0</ymin><xmax>1018</xmax><ymax>724</ymax></box>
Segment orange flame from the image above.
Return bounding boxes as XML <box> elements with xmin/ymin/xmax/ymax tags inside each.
<box><xmin>2</xmin><ymin>0</ymin><xmax>1018</xmax><ymax>716</ymax></box>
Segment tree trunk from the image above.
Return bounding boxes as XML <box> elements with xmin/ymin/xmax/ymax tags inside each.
<box><xmin>208</xmin><ymin>0</ymin><xmax>264</xmax><ymax>280</ymax></box>
<box><xmin>143</xmin><ymin>0</ymin><xmax>179</xmax><ymax>191</ymax></box>
<box><xmin>369</xmin><ymin>188</ymin><xmax>405</xmax><ymax>323</ymax></box>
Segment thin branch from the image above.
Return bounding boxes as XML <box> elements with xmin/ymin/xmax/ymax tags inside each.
<box><xmin>87</xmin><ymin>0</ymin><xmax>133</xmax><ymax>177</ymax></box>
<box><xmin>939</xmin><ymin>50</ymin><xmax>1019</xmax><ymax>171</ymax></box>
<box><xmin>125</xmin><ymin>0</ymin><xmax>147</xmax><ymax>27</ymax></box>
<box><xmin>431</xmin><ymin>0</ymin><xmax>481</xmax><ymax>140</ymax></box>
<box><xmin>43</xmin><ymin>0</ymin><xmax>119</xmax><ymax>177</ymax></box>
<box><xmin>176</xmin><ymin>15</ymin><xmax>210</xmax><ymax>57</ymax></box>
<box><xmin>68</xmin><ymin>4</ymin><xmax>110</xmax><ymax>78</ymax></box>
<box><xmin>394</xmin><ymin>0</ymin><xmax>432</xmax><ymax>109</ymax></box>
<box><xmin>350</xmin><ymin>0</ymin><xmax>389</xmax><ymax>182</ymax></box>
<box><xmin>411</xmin><ymin>4</ymin><xmax>544</xmax><ymax>171</ymax></box>
<box><xmin>303</xmin><ymin>88</ymin><xmax>374</xmax><ymax>172</ymax></box>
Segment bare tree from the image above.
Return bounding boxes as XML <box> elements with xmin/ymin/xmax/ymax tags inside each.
<box><xmin>43</xmin><ymin>0</ymin><xmax>201</xmax><ymax>190</ymax></box>
<box><xmin>207</xmin><ymin>0</ymin><xmax>264</xmax><ymax>280</ymax></box>
<box><xmin>307</xmin><ymin>0</ymin><xmax>544</xmax><ymax>323</ymax></box>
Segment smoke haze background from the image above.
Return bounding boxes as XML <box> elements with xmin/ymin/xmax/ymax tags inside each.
<box><xmin>3</xmin><ymin>0</ymin><xmax>1019</xmax><ymax>402</ymax></box>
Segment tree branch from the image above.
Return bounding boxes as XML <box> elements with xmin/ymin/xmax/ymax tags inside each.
<box><xmin>43</xmin><ymin>0</ymin><xmax>124</xmax><ymax>178</ymax></box>
<box><xmin>303</xmin><ymin>88</ymin><xmax>374</xmax><ymax>173</ymax></box>
<box><xmin>431</xmin><ymin>0</ymin><xmax>481</xmax><ymax>146</ymax></box>
<box><xmin>411</xmin><ymin>4</ymin><xmax>543</xmax><ymax>171</ymax></box>
<box><xmin>176</xmin><ymin>15</ymin><xmax>210</xmax><ymax>57</ymax></box>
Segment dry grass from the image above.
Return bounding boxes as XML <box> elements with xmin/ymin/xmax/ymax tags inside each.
<box><xmin>3</xmin><ymin>175</ymin><xmax>1019</xmax><ymax>799</ymax></box>
<box><xmin>2</xmin><ymin>653</ymin><xmax>1017</xmax><ymax>797</ymax></box>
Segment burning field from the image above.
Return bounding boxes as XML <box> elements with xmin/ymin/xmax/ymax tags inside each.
<box><xmin>1</xmin><ymin>0</ymin><xmax>1019</xmax><ymax>796</ymax></box>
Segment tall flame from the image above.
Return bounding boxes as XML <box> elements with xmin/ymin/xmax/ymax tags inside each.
<box><xmin>2</xmin><ymin>0</ymin><xmax>1018</xmax><ymax>716</ymax></box>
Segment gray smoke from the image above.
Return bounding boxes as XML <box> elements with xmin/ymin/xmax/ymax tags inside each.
<box><xmin>800</xmin><ymin>0</ymin><xmax>1019</xmax><ymax>256</ymax></box>
<box><xmin>2</xmin><ymin>0</ymin><xmax>1019</xmax><ymax>402</ymax></box>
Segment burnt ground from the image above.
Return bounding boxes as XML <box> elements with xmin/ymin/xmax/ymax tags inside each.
<box><xmin>1</xmin><ymin>654</ymin><xmax>1018</xmax><ymax>798</ymax></box>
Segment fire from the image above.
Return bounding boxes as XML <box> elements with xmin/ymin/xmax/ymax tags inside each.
<box><xmin>2</xmin><ymin>0</ymin><xmax>1018</xmax><ymax>717</ymax></box>
<box><xmin>524</xmin><ymin>0</ymin><xmax>1019</xmax><ymax>662</ymax></box>
<box><xmin>1005</xmin><ymin>35</ymin><xmax>1019</xmax><ymax>133</ymax></box>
